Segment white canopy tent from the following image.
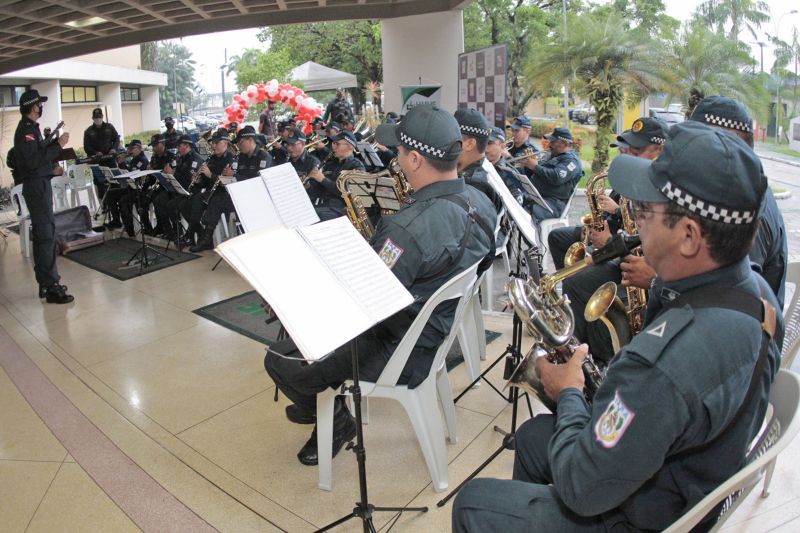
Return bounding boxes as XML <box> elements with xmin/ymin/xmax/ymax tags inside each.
<box><xmin>290</xmin><ymin>61</ymin><xmax>358</xmax><ymax>92</ymax></box>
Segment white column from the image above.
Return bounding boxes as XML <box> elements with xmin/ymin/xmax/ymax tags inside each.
<box><xmin>98</xmin><ymin>83</ymin><xmax>124</xmax><ymax>138</ymax></box>
<box><xmin>141</xmin><ymin>86</ymin><xmax>161</xmax><ymax>131</ymax></box>
<box><xmin>381</xmin><ymin>10</ymin><xmax>464</xmax><ymax>113</ymax></box>
<box><xmin>30</xmin><ymin>79</ymin><xmax>61</xmax><ymax>129</ymax></box>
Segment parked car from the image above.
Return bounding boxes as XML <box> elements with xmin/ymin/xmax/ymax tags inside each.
<box><xmin>570</xmin><ymin>104</ymin><xmax>596</xmax><ymax>125</ymax></box>
<box><xmin>160</xmin><ymin>116</ymin><xmax>196</xmax><ymax>134</ymax></box>
<box><xmin>648</xmin><ymin>108</ymin><xmax>685</xmax><ymax>129</ymax></box>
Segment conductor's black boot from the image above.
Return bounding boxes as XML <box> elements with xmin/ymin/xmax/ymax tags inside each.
<box><xmin>39</xmin><ymin>283</ymin><xmax>67</xmax><ymax>298</ymax></box>
<box><xmin>297</xmin><ymin>398</ymin><xmax>356</xmax><ymax>466</ymax></box>
<box><xmin>44</xmin><ymin>284</ymin><xmax>74</xmax><ymax>304</ymax></box>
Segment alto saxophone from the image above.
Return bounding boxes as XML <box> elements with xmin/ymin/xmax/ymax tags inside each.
<box><xmin>564</xmin><ymin>171</ymin><xmax>607</xmax><ymax>267</ymax></box>
<box><xmin>619</xmin><ymin>198</ymin><xmax>647</xmax><ymax>334</ymax></box>
<box><xmin>337</xmin><ymin>171</ymin><xmax>376</xmax><ymax>240</ymax></box>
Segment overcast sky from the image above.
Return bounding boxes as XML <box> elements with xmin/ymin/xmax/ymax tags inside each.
<box><xmin>173</xmin><ymin>0</ymin><xmax>800</xmax><ymax>94</ymax></box>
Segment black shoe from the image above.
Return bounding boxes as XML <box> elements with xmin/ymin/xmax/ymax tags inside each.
<box><xmin>44</xmin><ymin>284</ymin><xmax>74</xmax><ymax>304</ymax></box>
<box><xmin>286</xmin><ymin>403</ymin><xmax>316</xmax><ymax>425</ymax></box>
<box><xmin>297</xmin><ymin>401</ymin><xmax>357</xmax><ymax>466</ymax></box>
<box><xmin>190</xmin><ymin>237</ymin><xmax>213</xmax><ymax>253</ymax></box>
<box><xmin>105</xmin><ymin>220</ymin><xmax>122</xmax><ymax>229</ymax></box>
<box><xmin>39</xmin><ymin>283</ymin><xmax>67</xmax><ymax>298</ymax></box>
<box><xmin>125</xmin><ymin>226</ymin><xmax>136</xmax><ymax>238</ymax></box>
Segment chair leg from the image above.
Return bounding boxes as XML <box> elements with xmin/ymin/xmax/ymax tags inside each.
<box><xmin>317</xmin><ymin>389</ymin><xmax>338</xmax><ymax>491</ymax></box>
<box><xmin>457</xmin><ymin>306</ymin><xmax>482</xmax><ymax>385</ymax></box>
<box><xmin>436</xmin><ymin>367</ymin><xmax>458</xmax><ymax>444</ymax></box>
<box><xmin>473</xmin><ymin>297</ymin><xmax>487</xmax><ymax>361</ymax></box>
<box><xmin>481</xmin><ymin>263</ymin><xmax>494</xmax><ymax>312</ymax></box>
<box><xmin>761</xmin><ymin>459</ymin><xmax>777</xmax><ymax>498</ymax></box>
<box><xmin>398</xmin><ymin>381</ymin><xmax>449</xmax><ymax>492</ymax></box>
<box><xmin>347</xmin><ymin>395</ymin><xmax>369</xmax><ymax>425</ymax></box>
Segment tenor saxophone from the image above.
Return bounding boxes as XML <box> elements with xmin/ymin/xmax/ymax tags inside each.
<box><xmin>619</xmin><ymin>198</ymin><xmax>647</xmax><ymax>334</ymax></box>
<box><xmin>564</xmin><ymin>171</ymin><xmax>608</xmax><ymax>266</ymax></box>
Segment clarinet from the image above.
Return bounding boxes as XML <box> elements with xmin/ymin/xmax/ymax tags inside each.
<box><xmin>188</xmin><ymin>154</ymin><xmax>213</xmax><ymax>191</ymax></box>
<box><xmin>203</xmin><ymin>155</ymin><xmax>236</xmax><ymax>205</ymax></box>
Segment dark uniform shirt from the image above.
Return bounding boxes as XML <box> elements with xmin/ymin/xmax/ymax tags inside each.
<box><xmin>270</xmin><ymin>145</ymin><xmax>289</xmax><ymax>166</ymax></box>
<box><xmin>173</xmin><ymin>151</ymin><xmax>205</xmax><ymax>190</ymax></box>
<box><xmin>233</xmin><ymin>148</ymin><xmax>272</xmax><ymax>181</ymax></box>
<box><xmin>163</xmin><ymin>129</ymin><xmax>182</xmax><ymax>151</ymax></box>
<box><xmin>290</xmin><ymin>151</ymin><xmax>321</xmax><ymax>183</ymax></box>
<box><xmin>530</xmin><ymin>150</ymin><xmax>583</xmax><ymax>201</ymax></box>
<box><xmin>83</xmin><ymin>122</ymin><xmax>120</xmax><ymax>156</ymax></box>
<box><xmin>120</xmin><ymin>151</ymin><xmax>149</xmax><ymax>172</ymax></box>
<box><xmin>460</xmin><ymin>157</ymin><xmax>502</xmax><ymax>214</ymax></box>
<box><xmin>368</xmin><ymin>178</ymin><xmax>496</xmax><ymax>387</ymax></box>
<box><xmin>750</xmin><ymin>186</ymin><xmax>788</xmax><ymax>309</ymax></box>
<box><xmin>551</xmin><ymin>258</ymin><xmax>781</xmax><ymax>531</ymax></box>
<box><xmin>493</xmin><ymin>157</ymin><xmax>526</xmax><ymax>202</ymax></box>
<box><xmin>310</xmin><ymin>154</ymin><xmax>365</xmax><ymax>210</ymax></box>
<box><xmin>13</xmin><ymin>117</ymin><xmax>61</xmax><ymax>180</ymax></box>
<box><xmin>149</xmin><ymin>151</ymin><xmax>174</xmax><ymax>171</ymax></box>
<box><xmin>509</xmin><ymin>139</ymin><xmax>539</xmax><ymax>177</ymax></box>
<box><xmin>203</xmin><ymin>150</ymin><xmax>235</xmax><ymax>192</ymax></box>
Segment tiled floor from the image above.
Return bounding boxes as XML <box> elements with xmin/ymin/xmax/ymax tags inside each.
<box><xmin>1</xmin><ymin>164</ymin><xmax>800</xmax><ymax>532</ymax></box>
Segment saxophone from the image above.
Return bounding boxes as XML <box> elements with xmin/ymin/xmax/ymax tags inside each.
<box><xmin>564</xmin><ymin>171</ymin><xmax>607</xmax><ymax>267</ymax></box>
<box><xmin>619</xmin><ymin>198</ymin><xmax>647</xmax><ymax>334</ymax></box>
<box><xmin>337</xmin><ymin>166</ymin><xmax>410</xmax><ymax>240</ymax></box>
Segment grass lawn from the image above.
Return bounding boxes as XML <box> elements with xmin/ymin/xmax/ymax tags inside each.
<box><xmin>772</xmin><ymin>146</ymin><xmax>800</xmax><ymax>159</ymax></box>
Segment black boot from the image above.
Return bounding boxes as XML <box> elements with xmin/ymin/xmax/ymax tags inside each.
<box><xmin>297</xmin><ymin>398</ymin><xmax>356</xmax><ymax>466</ymax></box>
<box><xmin>44</xmin><ymin>284</ymin><xmax>74</xmax><ymax>304</ymax></box>
<box><xmin>190</xmin><ymin>227</ymin><xmax>214</xmax><ymax>253</ymax></box>
<box><xmin>39</xmin><ymin>283</ymin><xmax>68</xmax><ymax>298</ymax></box>
<box><xmin>286</xmin><ymin>403</ymin><xmax>316</xmax><ymax>425</ymax></box>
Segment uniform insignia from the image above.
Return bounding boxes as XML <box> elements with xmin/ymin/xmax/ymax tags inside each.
<box><xmin>25</xmin><ymin>133</ymin><xmax>35</xmax><ymax>142</ymax></box>
<box><xmin>632</xmin><ymin>119</ymin><xmax>644</xmax><ymax>132</ymax></box>
<box><xmin>191</xmin><ymin>161</ymin><xmax>198</xmax><ymax>169</ymax></box>
<box><xmin>660</xmin><ymin>287</ymin><xmax>680</xmax><ymax>301</ymax></box>
<box><xmin>646</xmin><ymin>321</ymin><xmax>666</xmax><ymax>338</ymax></box>
<box><xmin>559</xmin><ymin>170</ymin><xmax>567</xmax><ymax>178</ymax></box>
<box><xmin>378</xmin><ymin>238</ymin><xmax>404</xmax><ymax>269</ymax></box>
<box><xmin>595</xmin><ymin>390</ymin><xmax>635</xmax><ymax>449</ymax></box>
<box><xmin>259</xmin><ymin>160</ymin><xmax>267</xmax><ymax>168</ymax></box>
<box><xmin>567</xmin><ymin>162</ymin><xmax>576</xmax><ymax>171</ymax></box>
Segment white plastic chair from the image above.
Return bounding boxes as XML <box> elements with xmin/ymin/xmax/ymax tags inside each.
<box><xmin>538</xmin><ymin>188</ymin><xmax>577</xmax><ymax>271</ymax></box>
<box><xmin>66</xmin><ymin>164</ymin><xmax>98</xmax><ymax>211</ymax></box>
<box><xmin>456</xmin><ymin>271</ymin><xmax>489</xmax><ymax>385</ymax></box>
<box><xmin>781</xmin><ymin>263</ymin><xmax>800</xmax><ymax>370</ymax></box>
<box><xmin>663</xmin><ymin>369</ymin><xmax>800</xmax><ymax>533</ymax></box>
<box><xmin>51</xmin><ymin>174</ymin><xmax>70</xmax><ymax>210</ymax></box>
<box><xmin>11</xmin><ymin>184</ymin><xmax>32</xmax><ymax>258</ymax></box>
<box><xmin>212</xmin><ymin>212</ymin><xmax>240</xmax><ymax>246</ymax></box>
<box><xmin>316</xmin><ymin>261</ymin><xmax>481</xmax><ymax>493</ymax></box>
<box><xmin>480</xmin><ymin>210</ymin><xmax>512</xmax><ymax>312</ymax></box>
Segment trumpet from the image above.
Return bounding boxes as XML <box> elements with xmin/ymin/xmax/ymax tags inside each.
<box><xmin>506</xmin><ymin>148</ymin><xmax>537</xmax><ymax>164</ymax></box>
<box><xmin>305</xmin><ymin>136</ymin><xmax>328</xmax><ymax>153</ymax></box>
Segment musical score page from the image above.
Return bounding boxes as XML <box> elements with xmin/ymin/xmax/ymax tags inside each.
<box><xmin>226</xmin><ymin>178</ymin><xmax>281</xmax><ymax>232</ymax></box>
<box><xmin>483</xmin><ymin>159</ymin><xmax>540</xmax><ymax>246</ymax></box>
<box><xmin>261</xmin><ymin>163</ymin><xmax>319</xmax><ymax>228</ymax></box>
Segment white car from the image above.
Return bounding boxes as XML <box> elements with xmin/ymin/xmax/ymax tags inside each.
<box><xmin>159</xmin><ymin>116</ymin><xmax>196</xmax><ymax>134</ymax></box>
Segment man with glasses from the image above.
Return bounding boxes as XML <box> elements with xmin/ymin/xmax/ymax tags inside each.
<box><xmin>453</xmin><ymin>121</ymin><xmax>782</xmax><ymax>533</ymax></box>
<box><xmin>304</xmin><ymin>129</ymin><xmax>364</xmax><ymax>221</ymax></box>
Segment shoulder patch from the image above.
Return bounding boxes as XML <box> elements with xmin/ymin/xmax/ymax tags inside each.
<box><xmin>259</xmin><ymin>159</ymin><xmax>267</xmax><ymax>168</ymax></box>
<box><xmin>25</xmin><ymin>133</ymin><xmax>35</xmax><ymax>142</ymax></box>
<box><xmin>558</xmin><ymin>169</ymin><xmax>567</xmax><ymax>178</ymax></box>
<box><xmin>567</xmin><ymin>161</ymin><xmax>576</xmax><ymax>172</ymax></box>
<box><xmin>626</xmin><ymin>307</ymin><xmax>694</xmax><ymax>364</ymax></box>
<box><xmin>378</xmin><ymin>238</ymin><xmax>404</xmax><ymax>269</ymax></box>
<box><xmin>595</xmin><ymin>390</ymin><xmax>635</xmax><ymax>448</ymax></box>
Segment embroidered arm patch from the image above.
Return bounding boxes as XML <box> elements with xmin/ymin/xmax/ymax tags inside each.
<box><xmin>378</xmin><ymin>238</ymin><xmax>403</xmax><ymax>269</ymax></box>
<box><xmin>594</xmin><ymin>390</ymin><xmax>635</xmax><ymax>449</ymax></box>
<box><xmin>25</xmin><ymin>134</ymin><xmax>35</xmax><ymax>142</ymax></box>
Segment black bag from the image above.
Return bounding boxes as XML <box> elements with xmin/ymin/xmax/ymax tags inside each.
<box><xmin>7</xmin><ymin>147</ymin><xmax>21</xmax><ymax>185</ymax></box>
<box><xmin>54</xmin><ymin>206</ymin><xmax>104</xmax><ymax>254</ymax></box>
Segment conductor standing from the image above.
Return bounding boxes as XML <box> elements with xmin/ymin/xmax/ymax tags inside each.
<box><xmin>13</xmin><ymin>90</ymin><xmax>74</xmax><ymax>304</ymax></box>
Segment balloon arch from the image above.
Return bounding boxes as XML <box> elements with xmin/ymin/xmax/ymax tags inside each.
<box><xmin>222</xmin><ymin>80</ymin><xmax>322</xmax><ymax>133</ymax></box>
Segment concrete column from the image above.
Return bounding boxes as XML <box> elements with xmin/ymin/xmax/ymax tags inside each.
<box><xmin>30</xmin><ymin>79</ymin><xmax>61</xmax><ymax>130</ymax></box>
<box><xmin>141</xmin><ymin>86</ymin><xmax>161</xmax><ymax>131</ymax></box>
<box><xmin>98</xmin><ymin>83</ymin><xmax>124</xmax><ymax>139</ymax></box>
<box><xmin>381</xmin><ymin>10</ymin><xmax>464</xmax><ymax>113</ymax></box>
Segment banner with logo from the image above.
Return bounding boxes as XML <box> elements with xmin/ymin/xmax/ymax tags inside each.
<box><xmin>458</xmin><ymin>44</ymin><xmax>507</xmax><ymax>128</ymax></box>
<box><xmin>400</xmin><ymin>85</ymin><xmax>443</xmax><ymax>115</ymax></box>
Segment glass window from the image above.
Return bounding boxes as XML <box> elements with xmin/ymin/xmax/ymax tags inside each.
<box><xmin>86</xmin><ymin>87</ymin><xmax>96</xmax><ymax>101</ymax></box>
<box><xmin>13</xmin><ymin>86</ymin><xmax>27</xmax><ymax>105</ymax></box>
<box><xmin>74</xmin><ymin>87</ymin><xmax>85</xmax><ymax>102</ymax></box>
<box><xmin>62</xmin><ymin>86</ymin><xmax>74</xmax><ymax>103</ymax></box>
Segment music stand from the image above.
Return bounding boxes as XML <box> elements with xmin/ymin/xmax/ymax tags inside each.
<box><xmin>356</xmin><ymin>143</ymin><xmax>384</xmax><ymax>171</ymax></box>
<box><xmin>157</xmin><ymin>173</ymin><xmax>191</xmax><ymax>253</ymax></box>
<box><xmin>118</xmin><ymin>174</ymin><xmax>174</xmax><ymax>271</ymax></box>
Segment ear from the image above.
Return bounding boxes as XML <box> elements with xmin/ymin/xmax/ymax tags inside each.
<box><xmin>678</xmin><ymin>217</ymin><xmax>704</xmax><ymax>259</ymax></box>
<box><xmin>407</xmin><ymin>149</ymin><xmax>424</xmax><ymax>172</ymax></box>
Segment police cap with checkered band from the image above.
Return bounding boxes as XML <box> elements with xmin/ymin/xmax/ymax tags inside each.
<box><xmin>608</xmin><ymin>121</ymin><xmax>766</xmax><ymax>225</ymax></box>
<box><xmin>615</xmin><ymin>117</ymin><xmax>669</xmax><ymax>149</ymax></box>
<box><xmin>688</xmin><ymin>96</ymin><xmax>752</xmax><ymax>133</ymax></box>
<box><xmin>454</xmin><ymin>108</ymin><xmax>491</xmax><ymax>139</ymax></box>
<box><xmin>375</xmin><ymin>104</ymin><xmax>462</xmax><ymax>161</ymax></box>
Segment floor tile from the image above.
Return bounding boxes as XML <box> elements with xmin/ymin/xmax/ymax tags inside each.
<box><xmin>0</xmin><ymin>460</ymin><xmax>60</xmax><ymax>532</ymax></box>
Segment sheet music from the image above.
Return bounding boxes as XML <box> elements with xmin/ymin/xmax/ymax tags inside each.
<box><xmin>483</xmin><ymin>159</ymin><xmax>539</xmax><ymax>247</ymax></box>
<box><xmin>298</xmin><ymin>217</ymin><xmax>413</xmax><ymax>323</ymax></box>
<box><xmin>514</xmin><ymin>171</ymin><xmax>552</xmax><ymax>213</ymax></box>
<box><xmin>261</xmin><ymin>163</ymin><xmax>319</xmax><ymax>228</ymax></box>
<box><xmin>162</xmin><ymin>174</ymin><xmax>191</xmax><ymax>196</ymax></box>
<box><xmin>226</xmin><ymin>178</ymin><xmax>281</xmax><ymax>232</ymax></box>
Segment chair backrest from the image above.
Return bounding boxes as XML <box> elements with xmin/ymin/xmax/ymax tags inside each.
<box><xmin>663</xmin><ymin>369</ymin><xmax>800</xmax><ymax>533</ymax></box>
<box><xmin>10</xmin><ymin>184</ymin><xmax>27</xmax><ymax>218</ymax></box>
<box><xmin>375</xmin><ymin>260</ymin><xmax>481</xmax><ymax>387</ymax></box>
<box><xmin>781</xmin><ymin>263</ymin><xmax>800</xmax><ymax>369</ymax></box>
<box><xmin>559</xmin><ymin>187</ymin><xmax>577</xmax><ymax>223</ymax></box>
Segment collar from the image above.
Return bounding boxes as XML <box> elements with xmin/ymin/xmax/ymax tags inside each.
<box><xmin>410</xmin><ymin>178</ymin><xmax>465</xmax><ymax>203</ymax></box>
<box><xmin>652</xmin><ymin>257</ymin><xmax>752</xmax><ymax>305</ymax></box>
<box><xmin>461</xmin><ymin>157</ymin><xmax>486</xmax><ymax>176</ymax></box>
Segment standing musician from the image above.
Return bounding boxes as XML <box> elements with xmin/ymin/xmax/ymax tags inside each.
<box><xmin>162</xmin><ymin>117</ymin><xmax>182</xmax><ymax>150</ymax></box>
<box><xmin>14</xmin><ymin>89</ymin><xmax>74</xmax><ymax>304</ymax></box>
<box><xmin>525</xmin><ymin>127</ymin><xmax>583</xmax><ymax>223</ymax></box>
<box><xmin>454</xmin><ymin>109</ymin><xmax>503</xmax><ymax>214</ymax></box>
<box><xmin>304</xmin><ymin>129</ymin><xmax>365</xmax><ymax>221</ymax></box>
<box><xmin>83</xmin><ymin>107</ymin><xmax>121</xmax><ymax>206</ymax></box>
<box><xmin>265</xmin><ymin>104</ymin><xmax>496</xmax><ymax>466</ymax></box>
<box><xmin>181</xmin><ymin>128</ymin><xmax>234</xmax><ymax>248</ymax></box>
<box><xmin>163</xmin><ymin>135</ymin><xmax>205</xmax><ymax>244</ymax></box>
<box><xmin>504</xmin><ymin>115</ymin><xmax>539</xmax><ymax>177</ymax></box>
<box><xmin>453</xmin><ymin>121</ymin><xmax>783</xmax><ymax>533</ymax></box>
<box><xmin>191</xmin><ymin>126</ymin><xmax>272</xmax><ymax>252</ymax></box>
<box><xmin>108</xmin><ymin>139</ymin><xmax>149</xmax><ymax>237</ymax></box>
<box><xmin>485</xmin><ymin>127</ymin><xmax>526</xmax><ymax>203</ymax></box>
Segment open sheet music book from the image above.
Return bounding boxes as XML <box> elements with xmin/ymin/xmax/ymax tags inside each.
<box><xmin>216</xmin><ymin>216</ymin><xmax>414</xmax><ymax>361</ymax></box>
<box><xmin>482</xmin><ymin>159</ymin><xmax>540</xmax><ymax>247</ymax></box>
<box><xmin>159</xmin><ymin>174</ymin><xmax>191</xmax><ymax>195</ymax></box>
<box><xmin>226</xmin><ymin>162</ymin><xmax>319</xmax><ymax>233</ymax></box>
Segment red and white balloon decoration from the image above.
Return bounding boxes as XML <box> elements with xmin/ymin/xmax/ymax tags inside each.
<box><xmin>222</xmin><ymin>80</ymin><xmax>321</xmax><ymax>134</ymax></box>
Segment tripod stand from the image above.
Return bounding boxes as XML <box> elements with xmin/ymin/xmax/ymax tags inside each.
<box><xmin>125</xmin><ymin>185</ymin><xmax>173</xmax><ymax>271</ymax></box>
<box><xmin>315</xmin><ymin>340</ymin><xmax>428</xmax><ymax>533</ymax></box>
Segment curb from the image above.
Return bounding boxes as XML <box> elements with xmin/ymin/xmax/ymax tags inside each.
<box><xmin>757</xmin><ymin>153</ymin><xmax>800</xmax><ymax>169</ymax></box>
<box><xmin>773</xmin><ymin>190</ymin><xmax>793</xmax><ymax>200</ymax></box>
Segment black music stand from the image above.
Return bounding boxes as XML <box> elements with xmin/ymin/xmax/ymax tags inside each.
<box><xmin>124</xmin><ymin>176</ymin><xmax>173</xmax><ymax>271</ymax></box>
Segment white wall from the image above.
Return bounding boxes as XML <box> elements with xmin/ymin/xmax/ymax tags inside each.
<box><xmin>73</xmin><ymin>45</ymin><xmax>141</xmax><ymax>70</ymax></box>
<box><xmin>31</xmin><ymin>80</ymin><xmax>62</xmax><ymax>131</ymax></box>
<box><xmin>381</xmin><ymin>10</ymin><xmax>464</xmax><ymax>113</ymax></box>
<box><xmin>790</xmin><ymin>116</ymin><xmax>800</xmax><ymax>152</ymax></box>
<box><xmin>98</xmin><ymin>83</ymin><xmax>124</xmax><ymax>139</ymax></box>
<box><xmin>141</xmin><ymin>87</ymin><xmax>161</xmax><ymax>130</ymax></box>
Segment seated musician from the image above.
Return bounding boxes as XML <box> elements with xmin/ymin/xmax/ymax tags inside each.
<box><xmin>191</xmin><ymin>126</ymin><xmax>272</xmax><ymax>251</ymax></box>
<box><xmin>163</xmin><ymin>135</ymin><xmax>205</xmax><ymax>246</ymax></box>
<box><xmin>107</xmin><ymin>139</ymin><xmax>148</xmax><ymax>236</ymax></box>
<box><xmin>304</xmin><ymin>130</ymin><xmax>365</xmax><ymax>221</ymax></box>
<box><xmin>142</xmin><ymin>134</ymin><xmax>175</xmax><ymax>237</ymax></box>
<box><xmin>454</xmin><ymin>108</ymin><xmax>503</xmax><ymax>215</ymax></box>
<box><xmin>264</xmin><ymin>104</ymin><xmax>496</xmax><ymax>466</ymax></box>
<box><xmin>525</xmin><ymin>127</ymin><xmax>583</xmax><ymax>223</ymax></box>
<box><xmin>485</xmin><ymin>127</ymin><xmax>526</xmax><ymax>204</ymax></box>
<box><xmin>269</xmin><ymin>120</ymin><xmax>294</xmax><ymax>165</ymax></box>
<box><xmin>453</xmin><ymin>121</ymin><xmax>783</xmax><ymax>533</ymax></box>
<box><xmin>503</xmin><ymin>115</ymin><xmax>539</xmax><ymax>177</ymax></box>
<box><xmin>310</xmin><ymin>117</ymin><xmax>332</xmax><ymax>162</ymax></box>
<box><xmin>284</xmin><ymin>126</ymin><xmax>322</xmax><ymax>189</ymax></box>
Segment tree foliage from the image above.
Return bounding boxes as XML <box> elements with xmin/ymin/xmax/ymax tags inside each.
<box><xmin>773</xmin><ymin>27</ymin><xmax>800</xmax><ymax>118</ymax></box>
<box><xmin>228</xmin><ymin>47</ymin><xmax>295</xmax><ymax>91</ymax></box>
<box><xmin>155</xmin><ymin>42</ymin><xmax>196</xmax><ymax>118</ymax></box>
<box><xmin>695</xmin><ymin>0</ymin><xmax>769</xmax><ymax>42</ymax></box>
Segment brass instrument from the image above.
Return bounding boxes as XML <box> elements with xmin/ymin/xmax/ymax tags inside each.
<box><xmin>506</xmin><ymin>148</ymin><xmax>537</xmax><ymax>165</ymax></box>
<box><xmin>264</xmin><ymin>136</ymin><xmax>282</xmax><ymax>151</ymax></box>
<box><xmin>388</xmin><ymin>157</ymin><xmax>412</xmax><ymax>198</ymax></box>
<box><xmin>338</xmin><ymin>172</ymin><xmax>376</xmax><ymax>240</ymax></box>
<box><xmin>619</xmin><ymin>198</ymin><xmax>647</xmax><ymax>334</ymax></box>
<box><xmin>305</xmin><ymin>136</ymin><xmax>328</xmax><ymax>153</ymax></box>
<box><xmin>337</xmin><ymin>166</ymin><xmax>410</xmax><ymax>239</ymax></box>
<box><xmin>565</xmin><ymin>171</ymin><xmax>608</xmax><ymax>267</ymax></box>
<box><xmin>506</xmin><ymin>276</ymin><xmax>606</xmax><ymax>412</ymax></box>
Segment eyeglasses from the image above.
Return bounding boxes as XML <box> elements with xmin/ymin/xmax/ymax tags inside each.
<box><xmin>630</xmin><ymin>202</ymin><xmax>669</xmax><ymax>222</ymax></box>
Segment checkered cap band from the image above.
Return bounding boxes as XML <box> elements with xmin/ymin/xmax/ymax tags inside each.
<box><xmin>662</xmin><ymin>181</ymin><xmax>755</xmax><ymax>224</ymax></box>
<box><xmin>238</xmin><ymin>132</ymin><xmax>256</xmax><ymax>138</ymax></box>
<box><xmin>702</xmin><ymin>113</ymin><xmax>752</xmax><ymax>133</ymax></box>
<box><xmin>20</xmin><ymin>96</ymin><xmax>40</xmax><ymax>105</ymax></box>
<box><xmin>553</xmin><ymin>135</ymin><xmax>572</xmax><ymax>143</ymax></box>
<box><xmin>650</xmin><ymin>136</ymin><xmax>666</xmax><ymax>145</ymax></box>
<box><xmin>399</xmin><ymin>131</ymin><xmax>447</xmax><ymax>159</ymax></box>
<box><xmin>459</xmin><ymin>125</ymin><xmax>490</xmax><ymax>137</ymax></box>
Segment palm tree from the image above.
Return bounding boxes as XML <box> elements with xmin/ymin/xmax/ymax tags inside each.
<box><xmin>526</xmin><ymin>11</ymin><xmax>664</xmax><ymax>172</ymax></box>
<box><xmin>696</xmin><ymin>0</ymin><xmax>770</xmax><ymax>42</ymax></box>
<box><xmin>156</xmin><ymin>42</ymin><xmax>197</xmax><ymax>118</ymax></box>
<box><xmin>661</xmin><ymin>22</ymin><xmax>769</xmax><ymax>121</ymax></box>
<box><xmin>773</xmin><ymin>27</ymin><xmax>800</xmax><ymax>117</ymax></box>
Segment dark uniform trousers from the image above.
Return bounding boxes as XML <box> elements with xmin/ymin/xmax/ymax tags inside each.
<box><xmin>265</xmin><ymin>179</ymin><xmax>496</xmax><ymax>413</ymax></box>
<box><xmin>547</xmin><ymin>225</ymin><xmax>583</xmax><ymax>270</ymax></box>
<box><xmin>22</xmin><ymin>178</ymin><xmax>60</xmax><ymax>287</ymax></box>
